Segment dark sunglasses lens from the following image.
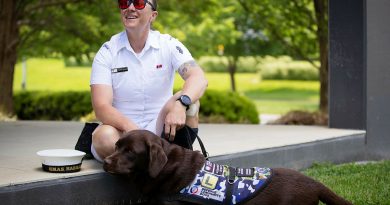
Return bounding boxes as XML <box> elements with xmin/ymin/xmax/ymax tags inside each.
<box><xmin>118</xmin><ymin>0</ymin><xmax>129</xmax><ymax>9</ymax></box>
<box><xmin>133</xmin><ymin>0</ymin><xmax>146</xmax><ymax>9</ymax></box>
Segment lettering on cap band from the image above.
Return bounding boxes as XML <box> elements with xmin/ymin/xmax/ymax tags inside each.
<box><xmin>42</xmin><ymin>163</ymin><xmax>82</xmax><ymax>173</ymax></box>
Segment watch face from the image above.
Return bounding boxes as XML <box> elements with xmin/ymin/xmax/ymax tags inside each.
<box><xmin>181</xmin><ymin>95</ymin><xmax>191</xmax><ymax>106</ymax></box>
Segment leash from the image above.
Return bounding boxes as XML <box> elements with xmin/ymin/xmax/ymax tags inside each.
<box><xmin>162</xmin><ymin>125</ymin><xmax>209</xmax><ymax>160</ymax></box>
<box><xmin>184</xmin><ymin>126</ymin><xmax>209</xmax><ymax>160</ymax></box>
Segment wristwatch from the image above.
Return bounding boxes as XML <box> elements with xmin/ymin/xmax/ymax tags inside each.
<box><xmin>177</xmin><ymin>95</ymin><xmax>192</xmax><ymax>110</ymax></box>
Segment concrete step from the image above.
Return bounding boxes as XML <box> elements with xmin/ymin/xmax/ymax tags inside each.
<box><xmin>0</xmin><ymin>121</ymin><xmax>366</xmax><ymax>204</ymax></box>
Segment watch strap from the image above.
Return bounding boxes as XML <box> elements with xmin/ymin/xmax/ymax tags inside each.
<box><xmin>177</xmin><ymin>99</ymin><xmax>189</xmax><ymax>110</ymax></box>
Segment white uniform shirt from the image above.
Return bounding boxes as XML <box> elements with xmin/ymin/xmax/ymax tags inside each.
<box><xmin>91</xmin><ymin>30</ymin><xmax>194</xmax><ymax>130</ymax></box>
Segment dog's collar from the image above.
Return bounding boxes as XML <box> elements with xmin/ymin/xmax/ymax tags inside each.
<box><xmin>164</xmin><ymin>161</ymin><xmax>272</xmax><ymax>205</ymax></box>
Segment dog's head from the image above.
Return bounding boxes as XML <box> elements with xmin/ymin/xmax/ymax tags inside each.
<box><xmin>103</xmin><ymin>130</ymin><xmax>168</xmax><ymax>178</ymax></box>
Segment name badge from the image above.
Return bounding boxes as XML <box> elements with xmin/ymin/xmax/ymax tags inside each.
<box><xmin>111</xmin><ymin>67</ymin><xmax>128</xmax><ymax>73</ymax></box>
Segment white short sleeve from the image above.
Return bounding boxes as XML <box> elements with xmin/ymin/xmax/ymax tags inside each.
<box><xmin>169</xmin><ymin>38</ymin><xmax>194</xmax><ymax>71</ymax></box>
<box><xmin>90</xmin><ymin>44</ymin><xmax>113</xmax><ymax>85</ymax></box>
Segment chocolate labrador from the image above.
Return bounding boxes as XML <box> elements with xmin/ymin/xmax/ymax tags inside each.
<box><xmin>104</xmin><ymin>130</ymin><xmax>352</xmax><ymax>205</ymax></box>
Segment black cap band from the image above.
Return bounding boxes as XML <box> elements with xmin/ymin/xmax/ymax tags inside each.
<box><xmin>42</xmin><ymin>163</ymin><xmax>82</xmax><ymax>173</ymax></box>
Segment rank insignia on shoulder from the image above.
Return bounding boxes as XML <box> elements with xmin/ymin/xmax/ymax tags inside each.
<box><xmin>111</xmin><ymin>67</ymin><xmax>128</xmax><ymax>73</ymax></box>
<box><xmin>176</xmin><ymin>46</ymin><xmax>183</xmax><ymax>54</ymax></box>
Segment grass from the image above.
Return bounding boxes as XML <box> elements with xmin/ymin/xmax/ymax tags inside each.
<box><xmin>304</xmin><ymin>161</ymin><xmax>390</xmax><ymax>205</ymax></box>
<box><xmin>14</xmin><ymin>58</ymin><xmax>91</xmax><ymax>91</ymax></box>
<box><xmin>13</xmin><ymin>58</ymin><xmax>319</xmax><ymax>114</ymax></box>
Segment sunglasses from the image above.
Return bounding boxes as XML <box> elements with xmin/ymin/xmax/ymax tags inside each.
<box><xmin>118</xmin><ymin>0</ymin><xmax>156</xmax><ymax>11</ymax></box>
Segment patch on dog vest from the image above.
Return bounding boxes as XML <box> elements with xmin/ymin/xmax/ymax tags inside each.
<box><xmin>179</xmin><ymin>161</ymin><xmax>272</xmax><ymax>204</ymax></box>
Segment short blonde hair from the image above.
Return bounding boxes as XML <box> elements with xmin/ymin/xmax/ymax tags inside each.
<box><xmin>151</xmin><ymin>0</ymin><xmax>157</xmax><ymax>11</ymax></box>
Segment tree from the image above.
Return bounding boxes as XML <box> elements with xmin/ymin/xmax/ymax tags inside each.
<box><xmin>154</xmin><ymin>0</ymin><xmax>241</xmax><ymax>91</ymax></box>
<box><xmin>0</xmin><ymin>0</ymin><xmax>121</xmax><ymax>115</ymax></box>
<box><xmin>1</xmin><ymin>0</ymin><xmax>328</xmax><ymax>115</ymax></box>
<box><xmin>221</xmin><ymin>1</ymin><xmax>285</xmax><ymax>91</ymax></box>
<box><xmin>156</xmin><ymin>0</ymin><xmax>282</xmax><ymax>91</ymax></box>
<box><xmin>1</xmin><ymin>0</ymin><xmax>20</xmax><ymax>116</ymax></box>
<box><xmin>238</xmin><ymin>0</ymin><xmax>328</xmax><ymax>112</ymax></box>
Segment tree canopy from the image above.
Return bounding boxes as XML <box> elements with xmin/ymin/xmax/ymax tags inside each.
<box><xmin>18</xmin><ymin>0</ymin><xmax>122</xmax><ymax>61</ymax></box>
<box><xmin>0</xmin><ymin>0</ymin><xmax>328</xmax><ymax>115</ymax></box>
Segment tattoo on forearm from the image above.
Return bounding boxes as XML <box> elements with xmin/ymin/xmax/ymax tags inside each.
<box><xmin>178</xmin><ymin>60</ymin><xmax>198</xmax><ymax>77</ymax></box>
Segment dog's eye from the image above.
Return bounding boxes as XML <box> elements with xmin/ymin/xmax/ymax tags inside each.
<box><xmin>122</xmin><ymin>148</ymin><xmax>135</xmax><ymax>156</ymax></box>
<box><xmin>126</xmin><ymin>152</ymin><xmax>136</xmax><ymax>161</ymax></box>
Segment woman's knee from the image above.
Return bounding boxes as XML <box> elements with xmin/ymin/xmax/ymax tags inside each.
<box><xmin>186</xmin><ymin>100</ymin><xmax>200</xmax><ymax>117</ymax></box>
<box><xmin>186</xmin><ymin>100</ymin><xmax>200</xmax><ymax>127</ymax></box>
<box><xmin>92</xmin><ymin>125</ymin><xmax>120</xmax><ymax>154</ymax></box>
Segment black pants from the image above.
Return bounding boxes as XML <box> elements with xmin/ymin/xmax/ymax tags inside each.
<box><xmin>161</xmin><ymin>125</ymin><xmax>198</xmax><ymax>150</ymax></box>
<box><xmin>76</xmin><ymin>123</ymin><xmax>198</xmax><ymax>160</ymax></box>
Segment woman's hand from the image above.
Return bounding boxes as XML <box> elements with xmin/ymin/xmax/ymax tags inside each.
<box><xmin>164</xmin><ymin>101</ymin><xmax>187</xmax><ymax>141</ymax></box>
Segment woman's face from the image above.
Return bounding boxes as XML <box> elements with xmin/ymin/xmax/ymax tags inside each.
<box><xmin>120</xmin><ymin>1</ymin><xmax>157</xmax><ymax>32</ymax></box>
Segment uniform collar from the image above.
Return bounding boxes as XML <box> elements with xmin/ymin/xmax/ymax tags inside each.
<box><xmin>145</xmin><ymin>30</ymin><xmax>160</xmax><ymax>49</ymax></box>
<box><xmin>117</xmin><ymin>30</ymin><xmax>160</xmax><ymax>55</ymax></box>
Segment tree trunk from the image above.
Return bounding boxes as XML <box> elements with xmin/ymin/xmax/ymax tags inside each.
<box><xmin>319</xmin><ymin>45</ymin><xmax>328</xmax><ymax>113</ymax></box>
<box><xmin>227</xmin><ymin>56</ymin><xmax>238</xmax><ymax>92</ymax></box>
<box><xmin>0</xmin><ymin>0</ymin><xmax>19</xmax><ymax>115</ymax></box>
<box><xmin>314</xmin><ymin>0</ymin><xmax>328</xmax><ymax>113</ymax></box>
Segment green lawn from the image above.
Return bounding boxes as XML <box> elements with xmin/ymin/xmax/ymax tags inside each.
<box><xmin>14</xmin><ymin>58</ymin><xmax>319</xmax><ymax>114</ymax></box>
<box><xmin>304</xmin><ymin>161</ymin><xmax>390</xmax><ymax>205</ymax></box>
<box><xmin>14</xmin><ymin>58</ymin><xmax>91</xmax><ymax>92</ymax></box>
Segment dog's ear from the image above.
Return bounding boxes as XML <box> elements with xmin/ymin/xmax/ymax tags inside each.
<box><xmin>147</xmin><ymin>139</ymin><xmax>168</xmax><ymax>178</ymax></box>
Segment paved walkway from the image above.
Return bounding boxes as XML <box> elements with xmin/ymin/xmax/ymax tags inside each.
<box><xmin>0</xmin><ymin>121</ymin><xmax>365</xmax><ymax>188</ymax></box>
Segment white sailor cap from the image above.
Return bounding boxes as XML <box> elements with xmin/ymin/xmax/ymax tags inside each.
<box><xmin>37</xmin><ymin>149</ymin><xmax>86</xmax><ymax>173</ymax></box>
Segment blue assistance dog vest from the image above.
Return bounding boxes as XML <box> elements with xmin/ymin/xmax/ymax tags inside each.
<box><xmin>173</xmin><ymin>161</ymin><xmax>272</xmax><ymax>205</ymax></box>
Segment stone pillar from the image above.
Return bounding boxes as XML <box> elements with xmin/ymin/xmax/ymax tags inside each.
<box><xmin>329</xmin><ymin>0</ymin><xmax>390</xmax><ymax>158</ymax></box>
<box><xmin>329</xmin><ymin>0</ymin><xmax>365</xmax><ymax>130</ymax></box>
<box><xmin>365</xmin><ymin>0</ymin><xmax>390</xmax><ymax>158</ymax></box>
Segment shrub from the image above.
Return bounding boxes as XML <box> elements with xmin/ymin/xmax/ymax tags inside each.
<box><xmin>64</xmin><ymin>55</ymin><xmax>93</xmax><ymax>67</ymax></box>
<box><xmin>260</xmin><ymin>56</ymin><xmax>319</xmax><ymax>81</ymax></box>
<box><xmin>261</xmin><ymin>66</ymin><xmax>319</xmax><ymax>81</ymax></box>
<box><xmin>14</xmin><ymin>90</ymin><xmax>259</xmax><ymax>124</ymax></box>
<box><xmin>198</xmin><ymin>56</ymin><xmax>228</xmax><ymax>73</ymax></box>
<box><xmin>14</xmin><ymin>91</ymin><xmax>92</xmax><ymax>120</ymax></box>
<box><xmin>198</xmin><ymin>55</ymin><xmax>319</xmax><ymax>81</ymax></box>
<box><xmin>268</xmin><ymin>110</ymin><xmax>328</xmax><ymax>126</ymax></box>
<box><xmin>198</xmin><ymin>56</ymin><xmax>260</xmax><ymax>73</ymax></box>
<box><xmin>199</xmin><ymin>90</ymin><xmax>259</xmax><ymax>124</ymax></box>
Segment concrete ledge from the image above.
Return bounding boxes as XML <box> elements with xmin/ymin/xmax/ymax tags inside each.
<box><xmin>0</xmin><ymin>133</ymin><xmax>365</xmax><ymax>204</ymax></box>
<box><xmin>0</xmin><ymin>121</ymin><xmax>366</xmax><ymax>204</ymax></box>
<box><xmin>211</xmin><ymin>134</ymin><xmax>366</xmax><ymax>170</ymax></box>
<box><xmin>0</xmin><ymin>173</ymin><xmax>145</xmax><ymax>205</ymax></box>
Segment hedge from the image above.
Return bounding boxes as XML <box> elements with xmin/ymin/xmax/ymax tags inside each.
<box><xmin>199</xmin><ymin>90</ymin><xmax>259</xmax><ymax>124</ymax></box>
<box><xmin>14</xmin><ymin>90</ymin><xmax>259</xmax><ymax>124</ymax></box>
<box><xmin>198</xmin><ymin>55</ymin><xmax>319</xmax><ymax>81</ymax></box>
<box><xmin>261</xmin><ymin>66</ymin><xmax>318</xmax><ymax>81</ymax></box>
<box><xmin>198</xmin><ymin>56</ymin><xmax>261</xmax><ymax>73</ymax></box>
<box><xmin>14</xmin><ymin>91</ymin><xmax>92</xmax><ymax>120</ymax></box>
